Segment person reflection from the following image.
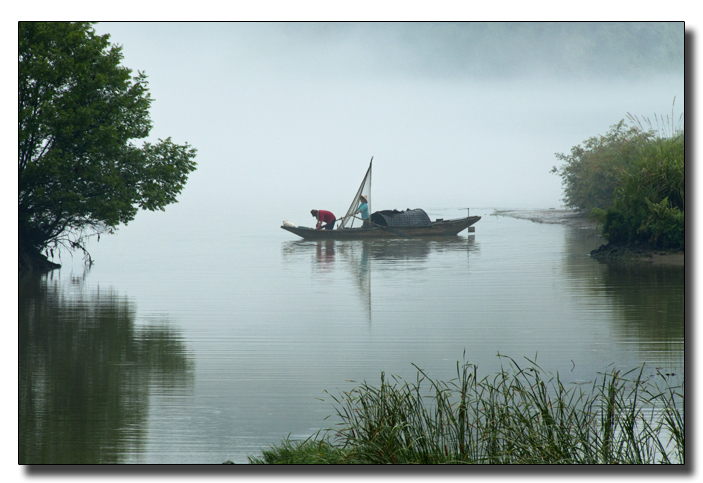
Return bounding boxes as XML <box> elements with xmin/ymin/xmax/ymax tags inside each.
<box><xmin>315</xmin><ymin>240</ymin><xmax>335</xmax><ymax>271</ymax></box>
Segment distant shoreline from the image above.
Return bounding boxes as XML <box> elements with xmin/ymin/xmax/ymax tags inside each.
<box><xmin>492</xmin><ymin>209</ymin><xmax>684</xmax><ymax>266</ymax></box>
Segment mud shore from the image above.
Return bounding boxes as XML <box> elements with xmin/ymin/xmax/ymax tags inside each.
<box><xmin>492</xmin><ymin>209</ymin><xmax>684</xmax><ymax>266</ymax></box>
<box><xmin>491</xmin><ymin>209</ymin><xmax>598</xmax><ymax>230</ymax></box>
<box><xmin>589</xmin><ymin>242</ymin><xmax>685</xmax><ymax>265</ymax></box>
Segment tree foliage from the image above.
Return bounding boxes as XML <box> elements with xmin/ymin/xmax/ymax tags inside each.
<box><xmin>551</xmin><ymin>121</ymin><xmax>652</xmax><ymax>214</ymax></box>
<box><xmin>19</xmin><ymin>22</ymin><xmax>197</xmax><ymax>270</ymax></box>
<box><xmin>552</xmin><ymin>110</ymin><xmax>684</xmax><ymax>250</ymax></box>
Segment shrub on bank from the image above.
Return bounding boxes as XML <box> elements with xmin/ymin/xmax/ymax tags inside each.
<box><xmin>249</xmin><ymin>357</ymin><xmax>684</xmax><ymax>464</ymax></box>
<box><xmin>596</xmin><ymin>131</ymin><xmax>684</xmax><ymax>249</ymax></box>
<box><xmin>552</xmin><ymin>105</ymin><xmax>684</xmax><ymax>250</ymax></box>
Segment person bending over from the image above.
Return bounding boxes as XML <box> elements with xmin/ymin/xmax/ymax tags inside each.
<box><xmin>311</xmin><ymin>209</ymin><xmax>336</xmax><ymax>230</ymax></box>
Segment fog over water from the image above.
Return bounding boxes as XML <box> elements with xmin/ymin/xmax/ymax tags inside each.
<box><xmin>91</xmin><ymin>22</ymin><xmax>684</xmax><ymax>224</ymax></box>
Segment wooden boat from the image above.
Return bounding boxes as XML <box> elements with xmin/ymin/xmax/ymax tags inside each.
<box><xmin>281</xmin><ymin>215</ymin><xmax>481</xmax><ymax>240</ymax></box>
<box><xmin>281</xmin><ymin>157</ymin><xmax>480</xmax><ymax>240</ymax></box>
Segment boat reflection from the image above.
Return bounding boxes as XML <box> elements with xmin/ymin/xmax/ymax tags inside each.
<box><xmin>282</xmin><ymin>236</ymin><xmax>479</xmax><ymax>266</ymax></box>
<box><xmin>281</xmin><ymin>236</ymin><xmax>479</xmax><ymax>324</ymax></box>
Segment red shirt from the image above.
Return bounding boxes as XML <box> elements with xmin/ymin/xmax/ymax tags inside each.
<box><xmin>317</xmin><ymin>210</ymin><xmax>336</xmax><ymax>226</ymax></box>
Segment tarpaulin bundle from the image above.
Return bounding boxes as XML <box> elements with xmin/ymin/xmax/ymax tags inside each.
<box><xmin>370</xmin><ymin>209</ymin><xmax>432</xmax><ymax>227</ymax></box>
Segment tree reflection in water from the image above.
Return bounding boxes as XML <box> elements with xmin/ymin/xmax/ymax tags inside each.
<box><xmin>600</xmin><ymin>263</ymin><xmax>684</xmax><ymax>350</ymax></box>
<box><xmin>19</xmin><ymin>271</ymin><xmax>194</xmax><ymax>464</ymax></box>
<box><xmin>562</xmin><ymin>226</ymin><xmax>684</xmax><ymax>361</ymax></box>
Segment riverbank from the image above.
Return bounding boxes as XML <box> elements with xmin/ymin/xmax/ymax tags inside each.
<box><xmin>19</xmin><ymin>250</ymin><xmax>62</xmax><ymax>272</ymax></box>
<box><xmin>492</xmin><ymin>209</ymin><xmax>684</xmax><ymax>266</ymax></box>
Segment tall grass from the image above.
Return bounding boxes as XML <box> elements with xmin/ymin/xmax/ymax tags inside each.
<box><xmin>249</xmin><ymin>356</ymin><xmax>684</xmax><ymax>464</ymax></box>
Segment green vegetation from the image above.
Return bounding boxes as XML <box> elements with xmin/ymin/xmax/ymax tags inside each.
<box><xmin>19</xmin><ymin>22</ymin><xmax>197</xmax><ymax>270</ymax></box>
<box><xmin>551</xmin><ymin>103</ymin><xmax>684</xmax><ymax>250</ymax></box>
<box><xmin>249</xmin><ymin>357</ymin><xmax>683</xmax><ymax>464</ymax></box>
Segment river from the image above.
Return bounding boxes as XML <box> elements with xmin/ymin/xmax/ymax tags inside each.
<box><xmin>18</xmin><ymin>208</ymin><xmax>685</xmax><ymax>464</ymax></box>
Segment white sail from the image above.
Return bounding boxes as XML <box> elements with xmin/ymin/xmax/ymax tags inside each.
<box><xmin>338</xmin><ymin>157</ymin><xmax>372</xmax><ymax>229</ymax></box>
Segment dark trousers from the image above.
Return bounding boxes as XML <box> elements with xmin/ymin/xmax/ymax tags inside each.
<box><xmin>323</xmin><ymin>221</ymin><xmax>335</xmax><ymax>230</ymax></box>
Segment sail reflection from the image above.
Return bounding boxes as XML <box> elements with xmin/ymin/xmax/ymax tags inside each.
<box><xmin>19</xmin><ymin>271</ymin><xmax>195</xmax><ymax>464</ymax></box>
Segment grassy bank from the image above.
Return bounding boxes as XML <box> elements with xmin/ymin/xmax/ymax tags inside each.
<box><xmin>248</xmin><ymin>356</ymin><xmax>683</xmax><ymax>464</ymax></box>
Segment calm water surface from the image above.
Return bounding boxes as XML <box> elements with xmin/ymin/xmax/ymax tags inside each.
<box><xmin>19</xmin><ymin>208</ymin><xmax>685</xmax><ymax>463</ymax></box>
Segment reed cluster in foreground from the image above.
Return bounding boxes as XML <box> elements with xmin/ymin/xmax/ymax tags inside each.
<box><xmin>249</xmin><ymin>356</ymin><xmax>683</xmax><ymax>464</ymax></box>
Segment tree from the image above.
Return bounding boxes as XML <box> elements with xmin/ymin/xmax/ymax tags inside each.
<box><xmin>19</xmin><ymin>22</ymin><xmax>197</xmax><ymax>270</ymax></box>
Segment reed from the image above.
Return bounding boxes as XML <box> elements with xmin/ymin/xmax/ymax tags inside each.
<box><xmin>249</xmin><ymin>356</ymin><xmax>684</xmax><ymax>464</ymax></box>
<box><xmin>626</xmin><ymin>97</ymin><xmax>684</xmax><ymax>141</ymax></box>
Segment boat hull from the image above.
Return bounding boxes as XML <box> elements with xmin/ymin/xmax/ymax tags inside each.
<box><xmin>281</xmin><ymin>216</ymin><xmax>481</xmax><ymax>240</ymax></box>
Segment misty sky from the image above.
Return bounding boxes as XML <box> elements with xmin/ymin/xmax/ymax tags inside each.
<box><xmin>89</xmin><ymin>22</ymin><xmax>684</xmax><ymax>220</ymax></box>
